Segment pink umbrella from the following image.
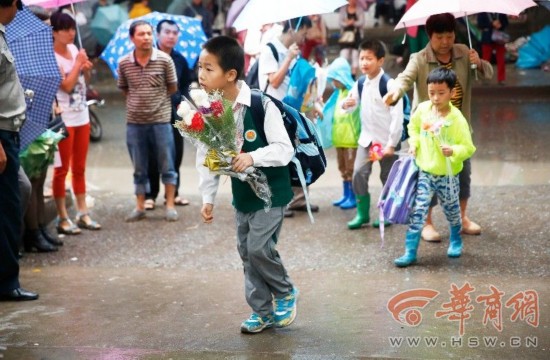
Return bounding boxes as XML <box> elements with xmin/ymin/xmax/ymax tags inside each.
<box><xmin>23</xmin><ymin>0</ymin><xmax>89</xmax><ymax>47</ymax></box>
<box><xmin>395</xmin><ymin>0</ymin><xmax>538</xmax><ymax>48</ymax></box>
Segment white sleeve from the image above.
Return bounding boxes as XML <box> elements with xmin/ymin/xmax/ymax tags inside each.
<box><xmin>249</xmin><ymin>99</ymin><xmax>294</xmax><ymax>167</ymax></box>
<box><xmin>257</xmin><ymin>45</ymin><xmax>279</xmax><ymax>91</ymax></box>
<box><xmin>196</xmin><ymin>144</ymin><xmax>220</xmax><ymax>204</ymax></box>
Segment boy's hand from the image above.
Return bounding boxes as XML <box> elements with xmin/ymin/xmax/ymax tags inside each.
<box><xmin>201</xmin><ymin>203</ymin><xmax>214</xmax><ymax>223</ymax></box>
<box><xmin>342</xmin><ymin>97</ymin><xmax>356</xmax><ymax>109</ymax></box>
<box><xmin>232</xmin><ymin>153</ymin><xmax>253</xmax><ymax>173</ymax></box>
<box><xmin>441</xmin><ymin>144</ymin><xmax>453</xmax><ymax>157</ymax></box>
<box><xmin>383</xmin><ymin>90</ymin><xmax>400</xmax><ymax>106</ymax></box>
<box><xmin>408</xmin><ymin>146</ymin><xmax>416</xmax><ymax>157</ymax></box>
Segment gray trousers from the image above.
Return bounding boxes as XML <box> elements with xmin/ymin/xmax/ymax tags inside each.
<box><xmin>235</xmin><ymin>206</ymin><xmax>294</xmax><ymax>317</ymax></box>
<box><xmin>352</xmin><ymin>144</ymin><xmax>398</xmax><ymax>196</ymax></box>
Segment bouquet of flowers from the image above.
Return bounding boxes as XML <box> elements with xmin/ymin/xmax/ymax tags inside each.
<box><xmin>174</xmin><ymin>89</ymin><xmax>272</xmax><ymax>210</ymax></box>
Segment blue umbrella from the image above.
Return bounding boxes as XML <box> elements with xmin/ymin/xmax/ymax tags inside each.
<box><xmin>6</xmin><ymin>7</ymin><xmax>62</xmax><ymax>151</ymax></box>
<box><xmin>91</xmin><ymin>4</ymin><xmax>129</xmax><ymax>47</ymax></box>
<box><xmin>100</xmin><ymin>12</ymin><xmax>207</xmax><ymax>78</ymax></box>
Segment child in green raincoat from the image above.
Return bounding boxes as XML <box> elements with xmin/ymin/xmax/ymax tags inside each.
<box><xmin>320</xmin><ymin>57</ymin><xmax>361</xmax><ymax>210</ymax></box>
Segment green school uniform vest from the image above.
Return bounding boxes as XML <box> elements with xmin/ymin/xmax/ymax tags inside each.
<box><xmin>231</xmin><ymin>108</ymin><xmax>293</xmax><ymax>213</ymax></box>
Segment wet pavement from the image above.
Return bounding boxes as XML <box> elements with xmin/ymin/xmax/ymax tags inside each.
<box><xmin>1</xmin><ymin>63</ymin><xmax>549</xmax><ymax>359</ymax></box>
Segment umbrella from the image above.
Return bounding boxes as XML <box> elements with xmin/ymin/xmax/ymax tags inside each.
<box><xmin>6</xmin><ymin>7</ymin><xmax>63</xmax><ymax>151</ymax></box>
<box><xmin>90</xmin><ymin>4</ymin><xmax>129</xmax><ymax>47</ymax></box>
<box><xmin>23</xmin><ymin>0</ymin><xmax>90</xmax><ymax>48</ymax></box>
<box><xmin>100</xmin><ymin>12</ymin><xmax>207</xmax><ymax>79</ymax></box>
<box><xmin>231</xmin><ymin>0</ymin><xmax>349</xmax><ymax>32</ymax></box>
<box><xmin>225</xmin><ymin>0</ymin><xmax>248</xmax><ymax>28</ymax></box>
<box><xmin>394</xmin><ymin>0</ymin><xmax>538</xmax><ymax>48</ymax></box>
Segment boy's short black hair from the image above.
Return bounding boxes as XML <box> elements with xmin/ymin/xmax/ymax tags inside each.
<box><xmin>51</xmin><ymin>11</ymin><xmax>76</xmax><ymax>31</ymax></box>
<box><xmin>157</xmin><ymin>19</ymin><xmax>179</xmax><ymax>34</ymax></box>
<box><xmin>202</xmin><ymin>35</ymin><xmax>245</xmax><ymax>80</ymax></box>
<box><xmin>426</xmin><ymin>13</ymin><xmax>456</xmax><ymax>37</ymax></box>
<box><xmin>129</xmin><ymin>20</ymin><xmax>153</xmax><ymax>37</ymax></box>
<box><xmin>359</xmin><ymin>39</ymin><xmax>385</xmax><ymax>59</ymax></box>
<box><xmin>282</xmin><ymin>16</ymin><xmax>312</xmax><ymax>33</ymax></box>
<box><xmin>426</xmin><ymin>67</ymin><xmax>457</xmax><ymax>90</ymax></box>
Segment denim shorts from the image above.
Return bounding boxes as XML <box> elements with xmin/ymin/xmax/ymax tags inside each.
<box><xmin>126</xmin><ymin>123</ymin><xmax>177</xmax><ymax>195</ymax></box>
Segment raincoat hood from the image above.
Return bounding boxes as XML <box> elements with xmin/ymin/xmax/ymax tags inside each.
<box><xmin>326</xmin><ymin>57</ymin><xmax>355</xmax><ymax>90</ymax></box>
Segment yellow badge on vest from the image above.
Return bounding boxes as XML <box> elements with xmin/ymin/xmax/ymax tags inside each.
<box><xmin>244</xmin><ymin>129</ymin><xmax>257</xmax><ymax>142</ymax></box>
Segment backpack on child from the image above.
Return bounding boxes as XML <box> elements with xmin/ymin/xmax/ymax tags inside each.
<box><xmin>245</xmin><ymin>43</ymin><xmax>278</xmax><ymax>91</ymax></box>
<box><xmin>377</xmin><ymin>156</ymin><xmax>419</xmax><ymax>242</ymax></box>
<box><xmin>250</xmin><ymin>89</ymin><xmax>327</xmax><ymax>222</ymax></box>
<box><xmin>357</xmin><ymin>73</ymin><xmax>412</xmax><ymax>141</ymax></box>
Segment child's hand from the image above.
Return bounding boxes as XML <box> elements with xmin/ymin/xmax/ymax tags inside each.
<box><xmin>342</xmin><ymin>97</ymin><xmax>356</xmax><ymax>109</ymax></box>
<box><xmin>201</xmin><ymin>203</ymin><xmax>214</xmax><ymax>223</ymax></box>
<box><xmin>232</xmin><ymin>153</ymin><xmax>254</xmax><ymax>173</ymax></box>
<box><xmin>408</xmin><ymin>146</ymin><xmax>416</xmax><ymax>157</ymax></box>
<box><xmin>441</xmin><ymin>144</ymin><xmax>453</xmax><ymax>157</ymax></box>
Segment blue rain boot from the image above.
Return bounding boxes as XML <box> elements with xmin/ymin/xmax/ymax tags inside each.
<box><xmin>339</xmin><ymin>187</ymin><xmax>357</xmax><ymax>209</ymax></box>
<box><xmin>394</xmin><ymin>230</ymin><xmax>421</xmax><ymax>267</ymax></box>
<box><xmin>333</xmin><ymin>181</ymin><xmax>351</xmax><ymax>206</ymax></box>
<box><xmin>447</xmin><ymin>225</ymin><xmax>463</xmax><ymax>258</ymax></box>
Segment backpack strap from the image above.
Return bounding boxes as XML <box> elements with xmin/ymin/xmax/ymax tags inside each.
<box><xmin>263</xmin><ymin>43</ymin><xmax>279</xmax><ymax>92</ymax></box>
<box><xmin>357</xmin><ymin>75</ymin><xmax>366</xmax><ymax>101</ymax></box>
<box><xmin>249</xmin><ymin>89</ymin><xmax>268</xmax><ymax>143</ymax></box>
<box><xmin>378</xmin><ymin>72</ymin><xmax>391</xmax><ymax>98</ymax></box>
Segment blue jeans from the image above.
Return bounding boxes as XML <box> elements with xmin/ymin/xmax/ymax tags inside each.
<box><xmin>126</xmin><ymin>123</ymin><xmax>177</xmax><ymax>195</ymax></box>
<box><xmin>0</xmin><ymin>130</ymin><xmax>21</xmax><ymax>292</ymax></box>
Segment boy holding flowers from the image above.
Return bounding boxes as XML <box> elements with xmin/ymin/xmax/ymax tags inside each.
<box><xmin>191</xmin><ymin>35</ymin><xmax>298</xmax><ymax>334</ymax></box>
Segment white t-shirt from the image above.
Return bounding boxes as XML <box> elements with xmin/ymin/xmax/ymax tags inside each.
<box><xmin>55</xmin><ymin>44</ymin><xmax>89</xmax><ymax>127</ymax></box>
<box><xmin>258</xmin><ymin>37</ymin><xmax>295</xmax><ymax>101</ymax></box>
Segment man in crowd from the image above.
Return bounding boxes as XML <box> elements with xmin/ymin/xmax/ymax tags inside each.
<box><xmin>0</xmin><ymin>0</ymin><xmax>39</xmax><ymax>302</ymax></box>
<box><xmin>117</xmin><ymin>20</ymin><xmax>179</xmax><ymax>222</ymax></box>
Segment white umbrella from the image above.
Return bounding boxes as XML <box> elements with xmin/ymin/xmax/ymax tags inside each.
<box><xmin>231</xmin><ymin>0</ymin><xmax>349</xmax><ymax>31</ymax></box>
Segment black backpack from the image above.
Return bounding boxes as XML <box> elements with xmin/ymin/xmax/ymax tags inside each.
<box><xmin>358</xmin><ymin>73</ymin><xmax>412</xmax><ymax>141</ymax></box>
<box><xmin>244</xmin><ymin>43</ymin><xmax>278</xmax><ymax>91</ymax></box>
<box><xmin>249</xmin><ymin>90</ymin><xmax>327</xmax><ymax>189</ymax></box>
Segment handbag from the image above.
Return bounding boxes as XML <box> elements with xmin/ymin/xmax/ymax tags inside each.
<box><xmin>338</xmin><ymin>30</ymin><xmax>356</xmax><ymax>45</ymax></box>
<box><xmin>491</xmin><ymin>29</ymin><xmax>510</xmax><ymax>44</ymax></box>
<box><xmin>48</xmin><ymin>98</ymin><xmax>69</xmax><ymax>139</ymax></box>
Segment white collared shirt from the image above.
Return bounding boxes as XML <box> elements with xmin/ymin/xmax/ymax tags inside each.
<box><xmin>347</xmin><ymin>69</ymin><xmax>403</xmax><ymax>148</ymax></box>
<box><xmin>197</xmin><ymin>81</ymin><xmax>293</xmax><ymax>205</ymax></box>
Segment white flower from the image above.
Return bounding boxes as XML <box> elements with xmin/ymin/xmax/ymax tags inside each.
<box><xmin>184</xmin><ymin>110</ymin><xmax>197</xmax><ymax>126</ymax></box>
<box><xmin>177</xmin><ymin>101</ymin><xmax>191</xmax><ymax>119</ymax></box>
<box><xmin>190</xmin><ymin>88</ymin><xmax>210</xmax><ymax>108</ymax></box>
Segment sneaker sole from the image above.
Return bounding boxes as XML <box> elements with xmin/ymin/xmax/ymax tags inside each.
<box><xmin>240</xmin><ymin>323</ymin><xmax>273</xmax><ymax>334</ymax></box>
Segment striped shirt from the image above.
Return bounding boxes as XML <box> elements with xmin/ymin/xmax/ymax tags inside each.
<box><xmin>440</xmin><ymin>61</ymin><xmax>463</xmax><ymax>110</ymax></box>
<box><xmin>117</xmin><ymin>48</ymin><xmax>177</xmax><ymax>124</ymax></box>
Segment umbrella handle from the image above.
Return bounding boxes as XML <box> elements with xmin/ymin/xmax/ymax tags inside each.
<box><xmin>71</xmin><ymin>2</ymin><xmax>84</xmax><ymax>49</ymax></box>
<box><xmin>464</xmin><ymin>13</ymin><xmax>478</xmax><ymax>80</ymax></box>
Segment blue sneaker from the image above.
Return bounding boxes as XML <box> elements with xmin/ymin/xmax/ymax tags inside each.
<box><xmin>273</xmin><ymin>287</ymin><xmax>298</xmax><ymax>328</ymax></box>
<box><xmin>240</xmin><ymin>313</ymin><xmax>274</xmax><ymax>334</ymax></box>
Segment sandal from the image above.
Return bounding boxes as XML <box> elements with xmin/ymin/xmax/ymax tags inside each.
<box><xmin>75</xmin><ymin>213</ymin><xmax>102</xmax><ymax>230</ymax></box>
<box><xmin>56</xmin><ymin>217</ymin><xmax>82</xmax><ymax>235</ymax></box>
<box><xmin>144</xmin><ymin>199</ymin><xmax>156</xmax><ymax>211</ymax></box>
<box><xmin>174</xmin><ymin>196</ymin><xmax>190</xmax><ymax>206</ymax></box>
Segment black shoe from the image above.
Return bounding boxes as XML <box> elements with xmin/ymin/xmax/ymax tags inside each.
<box><xmin>40</xmin><ymin>226</ymin><xmax>64</xmax><ymax>246</ymax></box>
<box><xmin>284</xmin><ymin>209</ymin><xmax>295</xmax><ymax>218</ymax></box>
<box><xmin>0</xmin><ymin>288</ymin><xmax>39</xmax><ymax>301</ymax></box>
<box><xmin>288</xmin><ymin>204</ymin><xmax>319</xmax><ymax>212</ymax></box>
<box><xmin>24</xmin><ymin>230</ymin><xmax>58</xmax><ymax>253</ymax></box>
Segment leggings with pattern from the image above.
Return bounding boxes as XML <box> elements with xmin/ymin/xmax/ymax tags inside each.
<box><xmin>408</xmin><ymin>170</ymin><xmax>462</xmax><ymax>233</ymax></box>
